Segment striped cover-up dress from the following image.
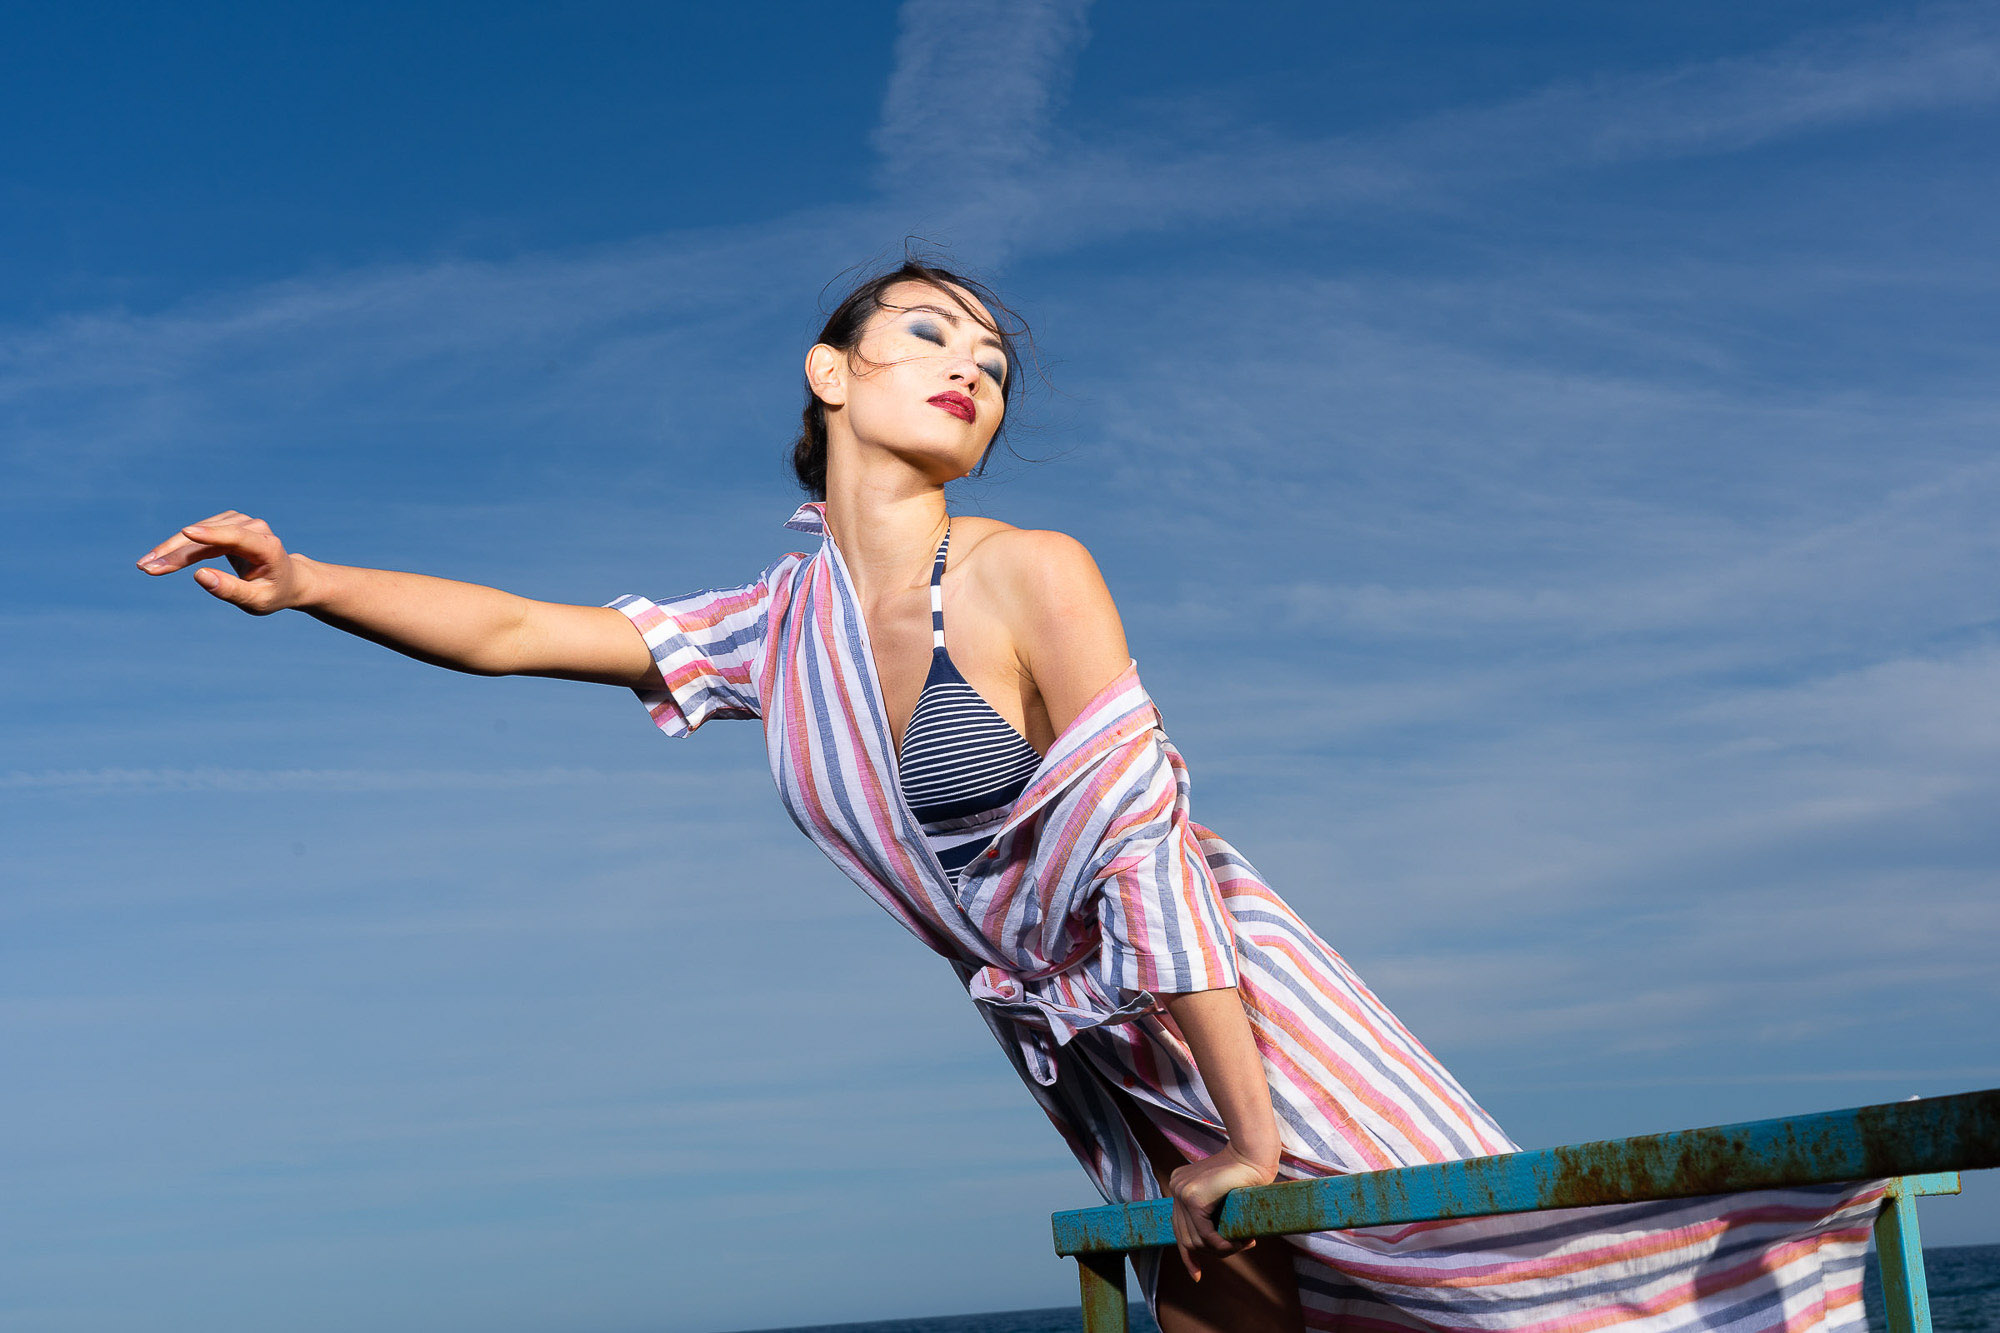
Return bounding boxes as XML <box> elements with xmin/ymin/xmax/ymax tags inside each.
<box><xmin>607</xmin><ymin>501</ymin><xmax>1883</xmax><ymax>1333</ymax></box>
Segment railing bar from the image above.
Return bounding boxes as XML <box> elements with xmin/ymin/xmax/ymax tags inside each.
<box><xmin>1053</xmin><ymin>1088</ymin><xmax>2000</xmax><ymax>1256</ymax></box>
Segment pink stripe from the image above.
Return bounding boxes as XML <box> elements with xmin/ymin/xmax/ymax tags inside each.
<box><xmin>1255</xmin><ymin>929</ymin><xmax>1506</xmax><ymax>1154</ymax></box>
<box><xmin>1327</xmin><ymin>1218</ymin><xmax>1873</xmax><ymax>1331</ymax></box>
<box><xmin>1342</xmin><ymin>1197</ymin><xmax>1878</xmax><ymax>1279</ymax></box>
<box><xmin>1176</xmin><ymin>824</ymin><xmax>1231</xmax><ymax>987</ymax></box>
<box><xmin>1262</xmin><ymin>1030</ymin><xmax>1400</xmax><ymax>1170</ymax></box>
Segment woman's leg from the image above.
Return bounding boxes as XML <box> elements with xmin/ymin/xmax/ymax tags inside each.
<box><xmin>1110</xmin><ymin>1086</ymin><xmax>1305</xmax><ymax>1333</ymax></box>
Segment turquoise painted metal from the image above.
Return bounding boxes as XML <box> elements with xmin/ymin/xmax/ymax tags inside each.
<box><xmin>1075</xmin><ymin>1252</ymin><xmax>1127</xmax><ymax>1330</ymax></box>
<box><xmin>1874</xmin><ymin>1171</ymin><xmax>1960</xmax><ymax>1333</ymax></box>
<box><xmin>1051</xmin><ymin>1088</ymin><xmax>1997</xmax><ymax>1333</ymax></box>
<box><xmin>1053</xmin><ymin>1088</ymin><xmax>1997</xmax><ymax>1254</ymax></box>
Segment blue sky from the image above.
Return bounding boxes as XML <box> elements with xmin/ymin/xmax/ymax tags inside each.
<box><xmin>4</xmin><ymin>2</ymin><xmax>1998</xmax><ymax>1330</ymax></box>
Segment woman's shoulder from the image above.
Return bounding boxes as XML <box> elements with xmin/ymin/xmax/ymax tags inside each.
<box><xmin>952</xmin><ymin>517</ymin><xmax>1129</xmax><ymax>716</ymax></box>
<box><xmin>951</xmin><ymin>517</ymin><xmax>1109</xmax><ymax>602</ymax></box>
<box><xmin>951</xmin><ymin>519</ymin><xmax>1124</xmax><ymax>665</ymax></box>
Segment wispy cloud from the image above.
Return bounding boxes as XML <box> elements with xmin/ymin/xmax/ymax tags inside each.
<box><xmin>990</xmin><ymin>3</ymin><xmax>2000</xmax><ymax>247</ymax></box>
<box><xmin>8</xmin><ymin>2</ymin><xmax>1992</xmax><ymax>494</ymax></box>
<box><xmin>873</xmin><ymin>0</ymin><xmax>1093</xmax><ymax>189</ymax></box>
<box><xmin>0</xmin><ymin>213</ymin><xmax>884</xmax><ymax>491</ymax></box>
<box><xmin>1574</xmin><ymin>3</ymin><xmax>2000</xmax><ymax>160</ymax></box>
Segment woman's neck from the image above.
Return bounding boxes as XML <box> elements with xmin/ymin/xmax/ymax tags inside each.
<box><xmin>821</xmin><ymin>462</ymin><xmax>950</xmax><ymax>608</ymax></box>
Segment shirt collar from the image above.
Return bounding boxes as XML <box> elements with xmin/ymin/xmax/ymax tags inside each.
<box><xmin>783</xmin><ymin>501</ymin><xmax>828</xmax><ymax>536</ymax></box>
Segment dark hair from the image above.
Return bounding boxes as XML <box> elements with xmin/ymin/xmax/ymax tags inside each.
<box><xmin>790</xmin><ymin>257</ymin><xmax>1030</xmax><ymax>499</ymax></box>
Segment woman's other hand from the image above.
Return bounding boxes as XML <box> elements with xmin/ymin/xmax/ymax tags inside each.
<box><xmin>134</xmin><ymin>511</ymin><xmax>657</xmax><ymax>685</ymax></box>
<box><xmin>1167</xmin><ymin>1142</ymin><xmax>1278</xmax><ymax>1282</ymax></box>
<box><xmin>136</xmin><ymin>511</ymin><xmax>313</xmax><ymax>615</ymax></box>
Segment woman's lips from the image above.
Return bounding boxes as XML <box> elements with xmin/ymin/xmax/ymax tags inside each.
<box><xmin>928</xmin><ymin>391</ymin><xmax>976</xmax><ymax>423</ymax></box>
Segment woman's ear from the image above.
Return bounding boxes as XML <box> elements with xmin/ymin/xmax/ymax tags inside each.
<box><xmin>805</xmin><ymin>343</ymin><xmax>848</xmax><ymax>407</ymax></box>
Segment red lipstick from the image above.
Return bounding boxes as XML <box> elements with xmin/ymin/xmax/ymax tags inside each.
<box><xmin>928</xmin><ymin>391</ymin><xmax>976</xmax><ymax>423</ymax></box>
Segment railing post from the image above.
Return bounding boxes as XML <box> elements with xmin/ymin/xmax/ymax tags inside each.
<box><xmin>1875</xmin><ymin>1172</ymin><xmax>1960</xmax><ymax>1333</ymax></box>
<box><xmin>1076</xmin><ymin>1252</ymin><xmax>1129</xmax><ymax>1333</ymax></box>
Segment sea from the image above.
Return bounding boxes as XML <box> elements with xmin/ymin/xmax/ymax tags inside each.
<box><xmin>730</xmin><ymin>1244</ymin><xmax>2000</xmax><ymax>1333</ymax></box>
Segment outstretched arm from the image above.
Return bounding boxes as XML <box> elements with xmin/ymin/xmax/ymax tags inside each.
<box><xmin>136</xmin><ymin>510</ymin><xmax>659</xmax><ymax>688</ymax></box>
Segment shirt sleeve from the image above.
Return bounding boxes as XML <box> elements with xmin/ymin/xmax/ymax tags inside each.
<box><xmin>1091</xmin><ymin>737</ymin><xmax>1240</xmax><ymax>996</ymax></box>
<box><xmin>605</xmin><ymin>560</ymin><xmax>785</xmax><ymax>737</ymax></box>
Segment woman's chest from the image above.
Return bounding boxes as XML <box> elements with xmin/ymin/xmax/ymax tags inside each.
<box><xmin>864</xmin><ymin>582</ymin><xmax>1048</xmax><ymax>755</ymax></box>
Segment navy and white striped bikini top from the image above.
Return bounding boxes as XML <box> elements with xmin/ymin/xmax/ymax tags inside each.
<box><xmin>898</xmin><ymin>528</ymin><xmax>1044</xmax><ymax>887</ymax></box>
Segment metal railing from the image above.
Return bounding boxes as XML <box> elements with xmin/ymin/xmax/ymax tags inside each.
<box><xmin>1051</xmin><ymin>1088</ymin><xmax>2000</xmax><ymax>1333</ymax></box>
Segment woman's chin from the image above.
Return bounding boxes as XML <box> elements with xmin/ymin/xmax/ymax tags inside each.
<box><xmin>869</xmin><ymin>435</ymin><xmax>989</xmax><ymax>482</ymax></box>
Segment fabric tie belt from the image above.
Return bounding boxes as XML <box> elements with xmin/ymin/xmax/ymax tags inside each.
<box><xmin>963</xmin><ymin>930</ymin><xmax>1159</xmax><ymax>1086</ymax></box>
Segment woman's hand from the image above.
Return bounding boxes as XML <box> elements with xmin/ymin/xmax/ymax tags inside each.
<box><xmin>135</xmin><ymin>509</ymin><xmax>658</xmax><ymax>684</ymax></box>
<box><xmin>136</xmin><ymin>510</ymin><xmax>314</xmax><ymax>615</ymax></box>
<box><xmin>1167</xmin><ymin>1142</ymin><xmax>1279</xmax><ymax>1282</ymax></box>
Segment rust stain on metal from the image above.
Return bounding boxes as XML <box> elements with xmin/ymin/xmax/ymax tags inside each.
<box><xmin>1548</xmin><ymin>1124</ymin><xmax>1796</xmax><ymax>1207</ymax></box>
<box><xmin>1076</xmin><ymin>1253</ymin><xmax>1129</xmax><ymax>1333</ymax></box>
<box><xmin>1052</xmin><ymin>1089</ymin><xmax>2000</xmax><ymax>1257</ymax></box>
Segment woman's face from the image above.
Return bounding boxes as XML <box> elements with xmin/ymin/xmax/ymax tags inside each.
<box><xmin>810</xmin><ymin>279</ymin><xmax>1009</xmax><ymax>481</ymax></box>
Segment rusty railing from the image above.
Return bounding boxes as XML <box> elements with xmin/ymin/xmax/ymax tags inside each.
<box><xmin>1051</xmin><ymin>1087</ymin><xmax>2000</xmax><ymax>1333</ymax></box>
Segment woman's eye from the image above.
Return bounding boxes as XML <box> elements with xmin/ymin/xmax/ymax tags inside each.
<box><xmin>909</xmin><ymin>322</ymin><xmax>945</xmax><ymax>346</ymax></box>
<box><xmin>981</xmin><ymin>362</ymin><xmax>1006</xmax><ymax>385</ymax></box>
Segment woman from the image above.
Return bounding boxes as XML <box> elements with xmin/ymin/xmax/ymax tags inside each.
<box><xmin>139</xmin><ymin>260</ymin><xmax>1881</xmax><ymax>1333</ymax></box>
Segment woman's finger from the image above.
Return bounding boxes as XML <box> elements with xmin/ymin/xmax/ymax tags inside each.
<box><xmin>193</xmin><ymin>565</ymin><xmax>277</xmax><ymax>614</ymax></box>
<box><xmin>136</xmin><ymin>515</ymin><xmax>266</xmax><ymax>564</ymax></box>
<box><xmin>148</xmin><ymin>511</ymin><xmax>245</xmax><ymax>555</ymax></box>
<box><xmin>193</xmin><ymin>566</ymin><xmax>238</xmax><ymax>598</ymax></box>
<box><xmin>1186</xmin><ymin>1192</ymin><xmax>1234</xmax><ymax>1252</ymax></box>
<box><xmin>137</xmin><ymin>529</ymin><xmax>198</xmax><ymax>569</ymax></box>
<box><xmin>137</xmin><ymin>527</ymin><xmax>237</xmax><ymax>572</ymax></box>
<box><xmin>1173</xmin><ymin>1204</ymin><xmax>1202</xmax><ymax>1282</ymax></box>
<box><xmin>137</xmin><ymin>539</ymin><xmax>229</xmax><ymax>573</ymax></box>
<box><xmin>137</xmin><ymin>513</ymin><xmax>229</xmax><ymax>562</ymax></box>
<box><xmin>138</xmin><ymin>523</ymin><xmax>279</xmax><ymax>575</ymax></box>
<box><xmin>182</xmin><ymin>522</ymin><xmax>279</xmax><ymax>559</ymax></box>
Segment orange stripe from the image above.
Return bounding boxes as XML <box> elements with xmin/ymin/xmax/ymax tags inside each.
<box><xmin>1255</xmin><ymin>929</ymin><xmax>1504</xmax><ymax>1153</ymax></box>
<box><xmin>1331</xmin><ymin>1203</ymin><xmax>1875</xmax><ymax>1289</ymax></box>
<box><xmin>1243</xmin><ymin>982</ymin><xmax>1420</xmax><ymax>1169</ymax></box>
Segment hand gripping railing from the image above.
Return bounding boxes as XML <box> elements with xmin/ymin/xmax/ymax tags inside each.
<box><xmin>1051</xmin><ymin>1088</ymin><xmax>2000</xmax><ymax>1333</ymax></box>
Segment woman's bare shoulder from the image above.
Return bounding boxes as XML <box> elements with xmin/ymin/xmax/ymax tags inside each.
<box><xmin>951</xmin><ymin>518</ymin><xmax>1109</xmax><ymax>602</ymax></box>
<box><xmin>952</xmin><ymin>516</ymin><xmax>1128</xmax><ymax>716</ymax></box>
<box><xmin>954</xmin><ymin>520</ymin><xmax>1128</xmax><ymax>717</ymax></box>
